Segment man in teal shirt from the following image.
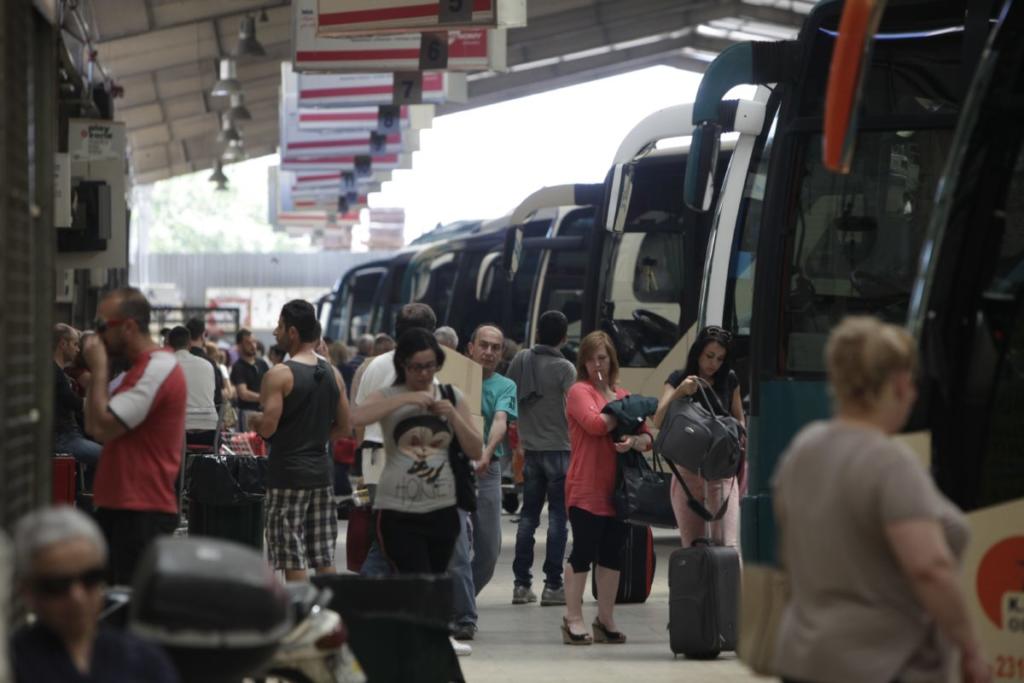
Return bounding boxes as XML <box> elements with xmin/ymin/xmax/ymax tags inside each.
<box><xmin>450</xmin><ymin>324</ymin><xmax>517</xmax><ymax>641</ymax></box>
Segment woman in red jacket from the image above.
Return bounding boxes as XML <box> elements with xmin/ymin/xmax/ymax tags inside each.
<box><xmin>561</xmin><ymin>331</ymin><xmax>652</xmax><ymax>645</ymax></box>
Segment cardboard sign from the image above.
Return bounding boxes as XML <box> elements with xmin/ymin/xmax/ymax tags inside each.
<box><xmin>294</xmin><ymin>0</ymin><xmax>507</xmax><ymax>72</ymax></box>
<box><xmin>314</xmin><ymin>0</ymin><xmax>526</xmax><ymax>35</ymax></box>
<box><xmin>436</xmin><ymin>349</ymin><xmax>485</xmax><ymax>433</ymax></box>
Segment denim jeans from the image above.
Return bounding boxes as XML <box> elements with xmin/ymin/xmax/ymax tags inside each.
<box><xmin>449</xmin><ymin>508</ymin><xmax>476</xmax><ymax>626</ymax></box>
<box><xmin>512</xmin><ymin>450</ymin><xmax>569</xmax><ymax>589</ymax></box>
<box><xmin>55</xmin><ymin>430</ymin><xmax>102</xmax><ymax>468</ymax></box>
<box><xmin>470</xmin><ymin>459</ymin><xmax>502</xmax><ymax>595</ymax></box>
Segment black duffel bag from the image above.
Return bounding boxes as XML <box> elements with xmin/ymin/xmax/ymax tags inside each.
<box><xmin>655</xmin><ymin>381</ymin><xmax>741</xmax><ymax>482</ymax></box>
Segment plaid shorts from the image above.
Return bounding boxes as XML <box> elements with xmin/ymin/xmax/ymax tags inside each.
<box><xmin>265</xmin><ymin>486</ymin><xmax>338</xmax><ymax>570</ymax></box>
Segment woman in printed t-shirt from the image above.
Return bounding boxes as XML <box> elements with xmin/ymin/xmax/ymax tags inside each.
<box><xmin>653</xmin><ymin>325</ymin><xmax>745</xmax><ymax>548</ymax></box>
<box><xmin>772</xmin><ymin>317</ymin><xmax>990</xmax><ymax>683</ymax></box>
<box><xmin>562</xmin><ymin>331</ymin><xmax>652</xmax><ymax>646</ymax></box>
<box><xmin>350</xmin><ymin>328</ymin><xmax>482</xmax><ymax>574</ymax></box>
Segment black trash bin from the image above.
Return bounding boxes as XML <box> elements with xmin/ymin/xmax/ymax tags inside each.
<box><xmin>187</xmin><ymin>454</ymin><xmax>267</xmax><ymax>550</ymax></box>
<box><xmin>312</xmin><ymin>574</ymin><xmax>463</xmax><ymax>683</ymax></box>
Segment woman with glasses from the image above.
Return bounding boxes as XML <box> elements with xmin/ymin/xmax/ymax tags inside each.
<box><xmin>350</xmin><ymin>328</ymin><xmax>482</xmax><ymax>574</ymax></box>
<box><xmin>653</xmin><ymin>325</ymin><xmax>745</xmax><ymax>548</ymax></box>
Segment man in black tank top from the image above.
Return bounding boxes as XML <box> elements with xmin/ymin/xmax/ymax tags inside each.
<box><xmin>251</xmin><ymin>300</ymin><xmax>350</xmax><ymax>581</ymax></box>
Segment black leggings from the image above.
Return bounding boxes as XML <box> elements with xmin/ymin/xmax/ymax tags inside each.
<box><xmin>567</xmin><ymin>506</ymin><xmax>628</xmax><ymax>573</ymax></box>
<box><xmin>376</xmin><ymin>506</ymin><xmax>460</xmax><ymax>574</ymax></box>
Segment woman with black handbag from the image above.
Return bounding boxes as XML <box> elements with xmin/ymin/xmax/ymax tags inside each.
<box><xmin>350</xmin><ymin>328</ymin><xmax>482</xmax><ymax>575</ymax></box>
<box><xmin>653</xmin><ymin>325</ymin><xmax>745</xmax><ymax>548</ymax></box>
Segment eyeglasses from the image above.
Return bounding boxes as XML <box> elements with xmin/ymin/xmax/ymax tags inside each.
<box><xmin>32</xmin><ymin>567</ymin><xmax>105</xmax><ymax>597</ymax></box>
<box><xmin>703</xmin><ymin>326</ymin><xmax>733</xmax><ymax>344</ymax></box>
<box><xmin>93</xmin><ymin>318</ymin><xmax>126</xmax><ymax>334</ymax></box>
<box><xmin>405</xmin><ymin>361</ymin><xmax>438</xmax><ymax>374</ymax></box>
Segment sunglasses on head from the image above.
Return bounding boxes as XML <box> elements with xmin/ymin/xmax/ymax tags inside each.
<box><xmin>703</xmin><ymin>326</ymin><xmax>733</xmax><ymax>344</ymax></box>
<box><xmin>93</xmin><ymin>318</ymin><xmax>127</xmax><ymax>334</ymax></box>
<box><xmin>32</xmin><ymin>567</ymin><xmax>105</xmax><ymax>597</ymax></box>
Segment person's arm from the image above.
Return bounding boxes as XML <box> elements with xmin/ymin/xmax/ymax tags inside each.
<box><xmin>235</xmin><ymin>382</ymin><xmax>261</xmax><ymax>404</ymax></box>
<box><xmin>82</xmin><ymin>337</ymin><xmax>128</xmax><ymax>443</ymax></box>
<box><xmin>251</xmin><ymin>365</ymin><xmax>288</xmax><ymax>439</ymax></box>
<box><xmin>731</xmin><ymin>385</ymin><xmax>745</xmax><ymax>428</ymax></box>
<box><xmin>329</xmin><ymin>365</ymin><xmax>351</xmax><ymax>441</ymax></box>
<box><xmin>566</xmin><ymin>385</ymin><xmax>616</xmax><ymax>435</ymax></box>
<box><xmin>477</xmin><ymin>411</ymin><xmax>508</xmax><ymax>473</ymax></box>
<box><xmin>653</xmin><ymin>384</ymin><xmax>677</xmax><ymax>429</ymax></box>
<box><xmin>885</xmin><ymin>520</ymin><xmax>989</xmax><ymax>681</ymax></box>
<box><xmin>350</xmin><ymin>390</ymin><xmax>433</xmax><ymax>427</ymax></box>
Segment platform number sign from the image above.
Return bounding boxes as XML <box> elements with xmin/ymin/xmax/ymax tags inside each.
<box><xmin>354</xmin><ymin>155</ymin><xmax>372</xmax><ymax>178</ymax></box>
<box><xmin>337</xmin><ymin>196</ymin><xmax>350</xmax><ymax>214</ymax></box>
<box><xmin>377</xmin><ymin>105</ymin><xmax>400</xmax><ymax>134</ymax></box>
<box><xmin>438</xmin><ymin>0</ymin><xmax>473</xmax><ymax>23</ymax></box>
<box><xmin>341</xmin><ymin>172</ymin><xmax>356</xmax><ymax>191</ymax></box>
<box><xmin>369</xmin><ymin>132</ymin><xmax>388</xmax><ymax>154</ymax></box>
<box><xmin>393</xmin><ymin>72</ymin><xmax>424</xmax><ymax>105</ymax></box>
<box><xmin>419</xmin><ymin>32</ymin><xmax>449</xmax><ymax>70</ymax></box>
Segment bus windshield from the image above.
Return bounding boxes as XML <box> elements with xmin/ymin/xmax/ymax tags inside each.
<box><xmin>780</xmin><ymin>127</ymin><xmax>951</xmax><ymax>374</ymax></box>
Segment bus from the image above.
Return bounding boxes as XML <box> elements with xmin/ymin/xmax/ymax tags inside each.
<box><xmin>503</xmin><ymin>103</ymin><xmax>751</xmax><ymax>396</ymax></box>
<box><xmin>682</xmin><ymin>0</ymin><xmax>985</xmax><ymax>564</ymax></box>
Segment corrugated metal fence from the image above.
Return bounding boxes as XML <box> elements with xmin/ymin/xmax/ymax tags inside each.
<box><xmin>136</xmin><ymin>251</ymin><xmax>387</xmax><ymax>306</ymax></box>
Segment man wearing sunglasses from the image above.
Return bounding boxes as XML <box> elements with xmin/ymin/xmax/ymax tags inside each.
<box><xmin>10</xmin><ymin>506</ymin><xmax>178</xmax><ymax>681</ymax></box>
<box><xmin>82</xmin><ymin>288</ymin><xmax>187</xmax><ymax>585</ymax></box>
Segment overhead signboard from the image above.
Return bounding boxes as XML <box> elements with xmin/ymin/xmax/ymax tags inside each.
<box><xmin>314</xmin><ymin>0</ymin><xmax>526</xmax><ymax>35</ymax></box>
<box><xmin>294</xmin><ymin>0</ymin><xmax>507</xmax><ymax>72</ymax></box>
<box><xmin>290</xmin><ymin>170</ymin><xmax>388</xmax><ymax>190</ymax></box>
<box><xmin>284</xmin><ymin>62</ymin><xmax>467</xmax><ymax>106</ymax></box>
<box><xmin>280</xmin><ymin>152</ymin><xmax>412</xmax><ymax>173</ymax></box>
<box><xmin>283</xmin><ymin>131</ymin><xmax>413</xmax><ymax>158</ymax></box>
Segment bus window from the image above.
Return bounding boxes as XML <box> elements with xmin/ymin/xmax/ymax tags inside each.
<box><xmin>536</xmin><ymin>214</ymin><xmax>592</xmax><ymax>361</ymax></box>
<box><xmin>410</xmin><ymin>253</ymin><xmax>459</xmax><ymax>324</ymax></box>
<box><xmin>782</xmin><ymin>129</ymin><xmax>951</xmax><ymax>374</ymax></box>
<box><xmin>975</xmin><ymin>149</ymin><xmax>1024</xmax><ymax>508</ymax></box>
<box><xmin>346</xmin><ymin>270</ymin><xmax>384</xmax><ymax>343</ymax></box>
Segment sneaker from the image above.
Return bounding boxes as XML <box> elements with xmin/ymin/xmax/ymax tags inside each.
<box><xmin>452</xmin><ymin>623</ymin><xmax>477</xmax><ymax>641</ymax></box>
<box><xmin>450</xmin><ymin>637</ymin><xmax>472</xmax><ymax>656</ymax></box>
<box><xmin>512</xmin><ymin>585</ymin><xmax>537</xmax><ymax>605</ymax></box>
<box><xmin>540</xmin><ymin>585</ymin><xmax>566</xmax><ymax>606</ymax></box>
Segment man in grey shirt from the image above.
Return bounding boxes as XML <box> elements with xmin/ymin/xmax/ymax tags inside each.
<box><xmin>506</xmin><ymin>311</ymin><xmax>576</xmax><ymax>606</ymax></box>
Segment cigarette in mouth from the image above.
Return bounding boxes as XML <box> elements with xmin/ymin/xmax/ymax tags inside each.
<box><xmin>597</xmin><ymin>370</ymin><xmax>604</xmax><ymax>382</ymax></box>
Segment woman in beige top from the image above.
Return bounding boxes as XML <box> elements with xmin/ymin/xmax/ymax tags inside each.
<box><xmin>772</xmin><ymin>317</ymin><xmax>991</xmax><ymax>683</ymax></box>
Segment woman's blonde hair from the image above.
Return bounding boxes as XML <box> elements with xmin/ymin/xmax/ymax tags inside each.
<box><xmin>825</xmin><ymin>316</ymin><xmax>917</xmax><ymax>411</ymax></box>
<box><xmin>576</xmin><ymin>331</ymin><xmax>619</xmax><ymax>386</ymax></box>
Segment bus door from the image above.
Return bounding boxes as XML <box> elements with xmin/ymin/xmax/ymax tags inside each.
<box><xmin>370</xmin><ymin>253</ymin><xmax>413</xmax><ymax>338</ymax></box>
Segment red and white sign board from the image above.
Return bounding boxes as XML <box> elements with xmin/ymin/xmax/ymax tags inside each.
<box><xmin>283</xmin><ymin>131</ymin><xmax>414</xmax><ymax>158</ymax></box>
<box><xmin>314</xmin><ymin>0</ymin><xmax>526</xmax><ymax>35</ymax></box>
<box><xmin>290</xmin><ymin>170</ymin><xmax>388</xmax><ymax>191</ymax></box>
<box><xmin>294</xmin><ymin>0</ymin><xmax>507</xmax><ymax>72</ymax></box>
<box><xmin>280</xmin><ymin>152</ymin><xmax>411</xmax><ymax>173</ymax></box>
<box><xmin>291</xmin><ymin>104</ymin><xmax>434</xmax><ymax>132</ymax></box>
<box><xmin>285</xmin><ymin>62</ymin><xmax>467</xmax><ymax>106</ymax></box>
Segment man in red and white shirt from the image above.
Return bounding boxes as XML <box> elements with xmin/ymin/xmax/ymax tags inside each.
<box><xmin>83</xmin><ymin>287</ymin><xmax>186</xmax><ymax>585</ymax></box>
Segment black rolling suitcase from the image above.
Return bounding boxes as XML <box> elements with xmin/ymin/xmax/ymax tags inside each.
<box><xmin>666</xmin><ymin>469</ymin><xmax>740</xmax><ymax>658</ymax></box>
<box><xmin>591</xmin><ymin>524</ymin><xmax>655</xmax><ymax>604</ymax></box>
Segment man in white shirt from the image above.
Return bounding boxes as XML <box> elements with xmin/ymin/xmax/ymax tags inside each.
<box><xmin>168</xmin><ymin>326</ymin><xmax>218</xmax><ymax>448</ymax></box>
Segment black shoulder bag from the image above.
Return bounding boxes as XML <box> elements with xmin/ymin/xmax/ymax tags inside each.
<box><xmin>439</xmin><ymin>384</ymin><xmax>477</xmax><ymax>512</ymax></box>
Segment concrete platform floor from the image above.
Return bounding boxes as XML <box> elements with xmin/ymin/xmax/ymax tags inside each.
<box><xmin>339</xmin><ymin>507</ymin><xmax>762</xmax><ymax>683</ymax></box>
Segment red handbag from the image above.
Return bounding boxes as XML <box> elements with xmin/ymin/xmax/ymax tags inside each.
<box><xmin>333</xmin><ymin>437</ymin><xmax>357</xmax><ymax>465</ymax></box>
<box><xmin>346</xmin><ymin>507</ymin><xmax>373</xmax><ymax>572</ymax></box>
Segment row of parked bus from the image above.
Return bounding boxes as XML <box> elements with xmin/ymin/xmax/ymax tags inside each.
<box><xmin>320</xmin><ymin>0</ymin><xmax>1022</xmax><ymax>662</ymax></box>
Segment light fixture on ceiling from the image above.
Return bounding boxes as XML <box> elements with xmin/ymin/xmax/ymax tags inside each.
<box><xmin>233</xmin><ymin>16</ymin><xmax>266</xmax><ymax>58</ymax></box>
<box><xmin>222</xmin><ymin>138</ymin><xmax>246</xmax><ymax>162</ymax></box>
<box><xmin>217</xmin><ymin>115</ymin><xmax>242</xmax><ymax>143</ymax></box>
<box><xmin>259</xmin><ymin>8</ymin><xmax>269</xmax><ymax>22</ymax></box>
<box><xmin>208</xmin><ymin>159</ymin><xmax>228</xmax><ymax>184</ymax></box>
<box><xmin>211</xmin><ymin>58</ymin><xmax>241</xmax><ymax>97</ymax></box>
<box><xmin>226</xmin><ymin>92</ymin><xmax>252</xmax><ymax>121</ymax></box>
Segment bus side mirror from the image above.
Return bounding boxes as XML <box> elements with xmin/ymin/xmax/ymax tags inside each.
<box><xmin>502</xmin><ymin>225</ymin><xmax>523</xmax><ymax>281</ymax></box>
<box><xmin>683</xmin><ymin>122</ymin><xmax>722</xmax><ymax>212</ymax></box>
